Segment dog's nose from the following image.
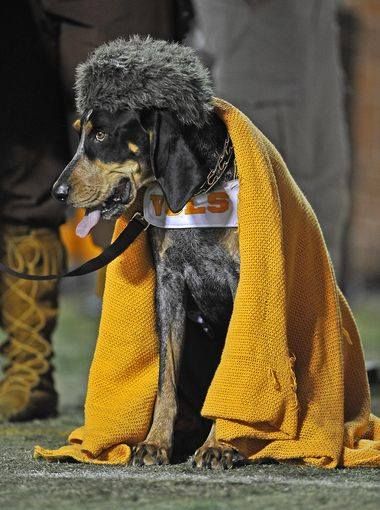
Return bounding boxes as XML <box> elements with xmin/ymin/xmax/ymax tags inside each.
<box><xmin>52</xmin><ymin>182</ymin><xmax>70</xmax><ymax>202</ymax></box>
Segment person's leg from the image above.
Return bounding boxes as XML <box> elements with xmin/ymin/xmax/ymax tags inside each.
<box><xmin>188</xmin><ymin>0</ymin><xmax>350</xmax><ymax>281</ymax></box>
<box><xmin>0</xmin><ymin>226</ymin><xmax>65</xmax><ymax>421</ymax></box>
<box><xmin>0</xmin><ymin>0</ymin><xmax>178</xmax><ymax>420</ymax></box>
<box><xmin>0</xmin><ymin>1</ymin><xmax>67</xmax><ymax>421</ymax></box>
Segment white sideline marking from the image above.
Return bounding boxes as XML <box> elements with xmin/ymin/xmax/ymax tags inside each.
<box><xmin>23</xmin><ymin>470</ymin><xmax>380</xmax><ymax>490</ymax></box>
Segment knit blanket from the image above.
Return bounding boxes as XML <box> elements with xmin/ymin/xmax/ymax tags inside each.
<box><xmin>35</xmin><ymin>99</ymin><xmax>380</xmax><ymax>467</ymax></box>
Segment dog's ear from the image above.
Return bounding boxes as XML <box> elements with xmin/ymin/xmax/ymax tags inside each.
<box><xmin>149</xmin><ymin>111</ymin><xmax>205</xmax><ymax>213</ymax></box>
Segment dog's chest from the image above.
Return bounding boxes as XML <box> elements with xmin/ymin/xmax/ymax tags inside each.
<box><xmin>149</xmin><ymin>227</ymin><xmax>240</xmax><ymax>325</ymax></box>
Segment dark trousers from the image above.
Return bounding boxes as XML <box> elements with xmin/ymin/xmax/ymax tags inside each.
<box><xmin>0</xmin><ymin>0</ymin><xmax>176</xmax><ymax>228</ymax></box>
<box><xmin>188</xmin><ymin>0</ymin><xmax>350</xmax><ymax>279</ymax></box>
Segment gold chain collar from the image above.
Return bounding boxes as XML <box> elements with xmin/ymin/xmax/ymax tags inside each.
<box><xmin>194</xmin><ymin>135</ymin><xmax>234</xmax><ymax>196</ymax></box>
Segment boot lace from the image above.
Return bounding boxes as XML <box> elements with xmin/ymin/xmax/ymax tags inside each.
<box><xmin>0</xmin><ymin>228</ymin><xmax>64</xmax><ymax>392</ymax></box>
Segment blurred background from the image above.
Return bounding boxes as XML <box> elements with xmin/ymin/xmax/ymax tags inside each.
<box><xmin>0</xmin><ymin>0</ymin><xmax>379</xmax><ymax>420</ymax></box>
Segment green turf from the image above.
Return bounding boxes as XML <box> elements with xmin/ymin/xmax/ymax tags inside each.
<box><xmin>353</xmin><ymin>295</ymin><xmax>380</xmax><ymax>362</ymax></box>
<box><xmin>1</xmin><ymin>412</ymin><xmax>379</xmax><ymax>510</ymax></box>
<box><xmin>0</xmin><ymin>289</ymin><xmax>379</xmax><ymax>509</ymax></box>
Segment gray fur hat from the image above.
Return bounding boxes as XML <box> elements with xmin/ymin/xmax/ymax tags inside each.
<box><xmin>75</xmin><ymin>36</ymin><xmax>214</xmax><ymax>127</ymax></box>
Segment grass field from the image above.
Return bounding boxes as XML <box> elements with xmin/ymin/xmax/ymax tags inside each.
<box><xmin>1</xmin><ymin>419</ymin><xmax>380</xmax><ymax>510</ymax></box>
<box><xmin>0</xmin><ymin>284</ymin><xmax>379</xmax><ymax>510</ymax></box>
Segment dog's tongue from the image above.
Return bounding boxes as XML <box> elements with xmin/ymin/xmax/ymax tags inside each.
<box><xmin>76</xmin><ymin>210</ymin><xmax>101</xmax><ymax>238</ymax></box>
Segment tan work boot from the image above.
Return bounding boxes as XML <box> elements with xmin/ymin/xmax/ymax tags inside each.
<box><xmin>0</xmin><ymin>225</ymin><xmax>65</xmax><ymax>421</ymax></box>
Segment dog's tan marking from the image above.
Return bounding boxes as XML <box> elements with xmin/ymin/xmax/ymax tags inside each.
<box><xmin>128</xmin><ymin>141</ymin><xmax>139</xmax><ymax>154</ymax></box>
<box><xmin>147</xmin><ymin>333</ymin><xmax>181</xmax><ymax>450</ymax></box>
<box><xmin>149</xmin><ymin>228</ymin><xmax>172</xmax><ymax>259</ymax></box>
<box><xmin>68</xmin><ymin>156</ymin><xmax>112</xmax><ymax>207</ymax></box>
<box><xmin>72</xmin><ymin>119</ymin><xmax>81</xmax><ymax>132</ymax></box>
<box><xmin>157</xmin><ymin>231</ymin><xmax>172</xmax><ymax>258</ymax></box>
<box><xmin>94</xmin><ymin>158</ymin><xmax>140</xmax><ymax>175</ymax></box>
<box><xmin>83</xmin><ymin>120</ymin><xmax>93</xmax><ymax>135</ymax></box>
<box><xmin>159</xmin><ymin>236</ymin><xmax>172</xmax><ymax>258</ymax></box>
<box><xmin>131</xmin><ymin>331</ymin><xmax>182</xmax><ymax>465</ymax></box>
<box><xmin>67</xmin><ymin>154</ymin><xmax>154</xmax><ymax>209</ymax></box>
<box><xmin>222</xmin><ymin>228</ymin><xmax>239</xmax><ymax>262</ymax></box>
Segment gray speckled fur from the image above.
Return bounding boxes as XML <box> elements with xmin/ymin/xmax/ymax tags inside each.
<box><xmin>149</xmin><ymin>161</ymin><xmax>240</xmax><ymax>389</ymax></box>
<box><xmin>75</xmin><ymin>36</ymin><xmax>214</xmax><ymax>127</ymax></box>
<box><xmin>133</xmin><ymin>115</ymin><xmax>239</xmax><ymax>459</ymax></box>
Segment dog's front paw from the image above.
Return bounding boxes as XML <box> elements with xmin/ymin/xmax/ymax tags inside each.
<box><xmin>192</xmin><ymin>443</ymin><xmax>244</xmax><ymax>470</ymax></box>
<box><xmin>131</xmin><ymin>443</ymin><xmax>170</xmax><ymax>466</ymax></box>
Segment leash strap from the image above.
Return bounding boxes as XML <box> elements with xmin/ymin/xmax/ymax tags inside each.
<box><xmin>0</xmin><ymin>213</ymin><xmax>149</xmax><ymax>281</ymax></box>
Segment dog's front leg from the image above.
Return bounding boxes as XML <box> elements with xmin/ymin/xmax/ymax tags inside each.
<box><xmin>192</xmin><ymin>423</ymin><xmax>245</xmax><ymax>470</ymax></box>
<box><xmin>131</xmin><ymin>267</ymin><xmax>186</xmax><ymax>466</ymax></box>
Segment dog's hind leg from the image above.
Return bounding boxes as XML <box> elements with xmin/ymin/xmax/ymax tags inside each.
<box><xmin>131</xmin><ymin>267</ymin><xmax>186</xmax><ymax>466</ymax></box>
<box><xmin>192</xmin><ymin>423</ymin><xmax>245</xmax><ymax>470</ymax></box>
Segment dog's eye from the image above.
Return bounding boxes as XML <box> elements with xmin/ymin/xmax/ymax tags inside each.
<box><xmin>95</xmin><ymin>131</ymin><xmax>107</xmax><ymax>142</ymax></box>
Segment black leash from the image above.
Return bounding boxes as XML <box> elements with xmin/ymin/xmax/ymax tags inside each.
<box><xmin>0</xmin><ymin>213</ymin><xmax>149</xmax><ymax>281</ymax></box>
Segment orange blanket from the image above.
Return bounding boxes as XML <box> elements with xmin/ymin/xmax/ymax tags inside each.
<box><xmin>35</xmin><ymin>99</ymin><xmax>380</xmax><ymax>467</ymax></box>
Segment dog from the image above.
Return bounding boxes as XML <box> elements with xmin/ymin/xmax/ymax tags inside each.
<box><xmin>52</xmin><ymin>37</ymin><xmax>244</xmax><ymax>469</ymax></box>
